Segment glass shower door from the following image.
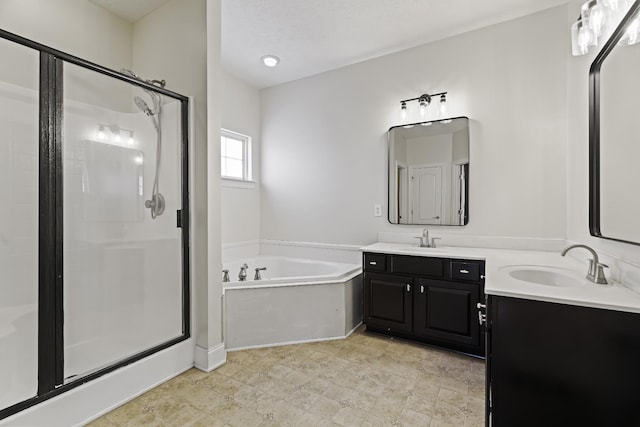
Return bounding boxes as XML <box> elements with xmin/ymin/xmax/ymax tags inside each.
<box><xmin>0</xmin><ymin>38</ymin><xmax>39</xmax><ymax>411</ymax></box>
<box><xmin>62</xmin><ymin>63</ymin><xmax>185</xmax><ymax>380</ymax></box>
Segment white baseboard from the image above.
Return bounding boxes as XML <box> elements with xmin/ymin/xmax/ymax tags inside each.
<box><xmin>1</xmin><ymin>339</ymin><xmax>195</xmax><ymax>427</ymax></box>
<box><xmin>194</xmin><ymin>342</ymin><xmax>226</xmax><ymax>372</ymax></box>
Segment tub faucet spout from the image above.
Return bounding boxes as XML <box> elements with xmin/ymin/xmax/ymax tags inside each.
<box><xmin>254</xmin><ymin>267</ymin><xmax>267</xmax><ymax>280</ymax></box>
<box><xmin>238</xmin><ymin>263</ymin><xmax>248</xmax><ymax>281</ymax></box>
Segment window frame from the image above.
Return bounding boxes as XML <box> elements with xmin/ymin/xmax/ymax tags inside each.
<box><xmin>220</xmin><ymin>128</ymin><xmax>252</xmax><ymax>182</ymax></box>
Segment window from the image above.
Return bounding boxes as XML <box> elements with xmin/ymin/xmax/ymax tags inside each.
<box><xmin>221</xmin><ymin>129</ymin><xmax>251</xmax><ymax>181</ymax></box>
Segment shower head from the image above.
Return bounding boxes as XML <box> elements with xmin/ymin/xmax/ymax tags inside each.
<box><xmin>134</xmin><ymin>96</ymin><xmax>152</xmax><ymax>116</ymax></box>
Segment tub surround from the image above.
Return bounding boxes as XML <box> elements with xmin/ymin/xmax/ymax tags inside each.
<box><xmin>362</xmin><ymin>242</ymin><xmax>640</xmax><ymax>314</ymax></box>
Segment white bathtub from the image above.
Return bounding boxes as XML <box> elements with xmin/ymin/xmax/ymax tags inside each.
<box><xmin>223</xmin><ymin>256</ymin><xmax>363</xmax><ymax>350</ymax></box>
<box><xmin>224</xmin><ymin>256</ymin><xmax>360</xmax><ymax>288</ymax></box>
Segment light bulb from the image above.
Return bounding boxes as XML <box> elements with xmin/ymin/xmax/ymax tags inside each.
<box><xmin>620</xmin><ymin>16</ymin><xmax>640</xmax><ymax>45</ymax></box>
<box><xmin>114</xmin><ymin>131</ymin><xmax>121</xmax><ymax>143</ymax></box>
<box><xmin>582</xmin><ymin>0</ymin><xmax>605</xmax><ymax>40</ymax></box>
<box><xmin>128</xmin><ymin>132</ymin><xmax>135</xmax><ymax>145</ymax></box>
<box><xmin>97</xmin><ymin>125</ymin><xmax>105</xmax><ymax>140</ymax></box>
<box><xmin>439</xmin><ymin>94</ymin><xmax>448</xmax><ymax>118</ymax></box>
<box><xmin>418</xmin><ymin>95</ymin><xmax>430</xmax><ymax>119</ymax></box>
<box><xmin>400</xmin><ymin>101</ymin><xmax>407</xmax><ymax>121</ymax></box>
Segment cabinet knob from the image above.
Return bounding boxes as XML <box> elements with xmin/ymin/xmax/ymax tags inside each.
<box><xmin>420</xmin><ymin>285</ymin><xmax>425</xmax><ymax>294</ymax></box>
<box><xmin>459</xmin><ymin>269</ymin><xmax>469</xmax><ymax>274</ymax></box>
<box><xmin>477</xmin><ymin>303</ymin><xmax>486</xmax><ymax>309</ymax></box>
<box><xmin>369</xmin><ymin>261</ymin><xmax>377</xmax><ymax>265</ymax></box>
<box><xmin>406</xmin><ymin>284</ymin><xmax>411</xmax><ymax>292</ymax></box>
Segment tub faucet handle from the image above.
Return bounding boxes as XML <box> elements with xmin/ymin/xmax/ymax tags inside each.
<box><xmin>254</xmin><ymin>267</ymin><xmax>267</xmax><ymax>280</ymax></box>
<box><xmin>222</xmin><ymin>269</ymin><xmax>230</xmax><ymax>283</ymax></box>
<box><xmin>239</xmin><ymin>263</ymin><xmax>248</xmax><ymax>281</ymax></box>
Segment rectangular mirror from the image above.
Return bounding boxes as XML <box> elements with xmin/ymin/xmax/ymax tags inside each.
<box><xmin>388</xmin><ymin>117</ymin><xmax>469</xmax><ymax>225</ymax></box>
<box><xmin>590</xmin><ymin>1</ymin><xmax>640</xmax><ymax>246</ymax></box>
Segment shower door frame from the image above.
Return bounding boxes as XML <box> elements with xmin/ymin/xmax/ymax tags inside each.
<box><xmin>0</xmin><ymin>28</ymin><xmax>191</xmax><ymax>421</ymax></box>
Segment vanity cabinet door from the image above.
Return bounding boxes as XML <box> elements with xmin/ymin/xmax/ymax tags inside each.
<box><xmin>363</xmin><ymin>273</ymin><xmax>413</xmax><ymax>333</ymax></box>
<box><xmin>488</xmin><ymin>296</ymin><xmax>640</xmax><ymax>426</ymax></box>
<box><xmin>414</xmin><ymin>278</ymin><xmax>483</xmax><ymax>355</ymax></box>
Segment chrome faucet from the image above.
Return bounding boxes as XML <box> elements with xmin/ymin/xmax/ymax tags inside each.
<box><xmin>561</xmin><ymin>244</ymin><xmax>608</xmax><ymax>284</ymax></box>
<box><xmin>222</xmin><ymin>269</ymin><xmax>230</xmax><ymax>283</ymax></box>
<box><xmin>254</xmin><ymin>267</ymin><xmax>267</xmax><ymax>280</ymax></box>
<box><xmin>413</xmin><ymin>228</ymin><xmax>440</xmax><ymax>248</ymax></box>
<box><xmin>238</xmin><ymin>263</ymin><xmax>248</xmax><ymax>281</ymax></box>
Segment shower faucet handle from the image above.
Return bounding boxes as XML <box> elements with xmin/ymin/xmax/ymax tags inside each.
<box><xmin>254</xmin><ymin>267</ymin><xmax>267</xmax><ymax>280</ymax></box>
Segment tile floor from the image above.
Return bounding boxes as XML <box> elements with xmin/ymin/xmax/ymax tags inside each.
<box><xmin>88</xmin><ymin>327</ymin><xmax>485</xmax><ymax>426</ymax></box>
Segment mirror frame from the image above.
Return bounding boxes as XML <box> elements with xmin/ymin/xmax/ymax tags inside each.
<box><xmin>387</xmin><ymin>116</ymin><xmax>470</xmax><ymax>226</ymax></box>
<box><xmin>589</xmin><ymin>0</ymin><xmax>640</xmax><ymax>246</ymax></box>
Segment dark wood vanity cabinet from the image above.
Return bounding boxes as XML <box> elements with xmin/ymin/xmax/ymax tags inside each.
<box><xmin>486</xmin><ymin>296</ymin><xmax>640</xmax><ymax>426</ymax></box>
<box><xmin>363</xmin><ymin>252</ymin><xmax>485</xmax><ymax>356</ymax></box>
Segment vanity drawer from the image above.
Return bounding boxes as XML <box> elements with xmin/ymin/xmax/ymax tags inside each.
<box><xmin>364</xmin><ymin>253</ymin><xmax>387</xmax><ymax>272</ymax></box>
<box><xmin>391</xmin><ymin>255</ymin><xmax>444</xmax><ymax>278</ymax></box>
<box><xmin>450</xmin><ymin>261</ymin><xmax>482</xmax><ymax>282</ymax></box>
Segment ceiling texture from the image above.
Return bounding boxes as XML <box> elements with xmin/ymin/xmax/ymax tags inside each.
<box><xmin>91</xmin><ymin>0</ymin><xmax>570</xmax><ymax>89</ymax></box>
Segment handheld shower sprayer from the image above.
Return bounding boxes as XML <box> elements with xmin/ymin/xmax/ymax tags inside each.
<box><xmin>121</xmin><ymin>68</ymin><xmax>166</xmax><ymax>219</ymax></box>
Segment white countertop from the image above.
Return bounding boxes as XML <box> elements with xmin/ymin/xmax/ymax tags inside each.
<box><xmin>361</xmin><ymin>243</ymin><xmax>640</xmax><ymax>314</ymax></box>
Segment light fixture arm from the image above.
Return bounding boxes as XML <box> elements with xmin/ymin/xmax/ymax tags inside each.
<box><xmin>400</xmin><ymin>91</ymin><xmax>446</xmax><ymax>104</ymax></box>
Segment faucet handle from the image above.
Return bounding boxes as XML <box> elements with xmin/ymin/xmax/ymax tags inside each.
<box><xmin>588</xmin><ymin>260</ymin><xmax>609</xmax><ymax>284</ymax></box>
<box><xmin>594</xmin><ymin>263</ymin><xmax>609</xmax><ymax>284</ymax></box>
<box><xmin>430</xmin><ymin>237</ymin><xmax>442</xmax><ymax>248</ymax></box>
<box><xmin>412</xmin><ymin>236</ymin><xmax>426</xmax><ymax>247</ymax></box>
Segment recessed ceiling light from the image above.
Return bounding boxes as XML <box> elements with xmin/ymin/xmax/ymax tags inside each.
<box><xmin>261</xmin><ymin>55</ymin><xmax>280</xmax><ymax>67</ymax></box>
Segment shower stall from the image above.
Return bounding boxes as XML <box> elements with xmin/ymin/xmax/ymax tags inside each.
<box><xmin>0</xmin><ymin>28</ymin><xmax>190</xmax><ymax>420</ymax></box>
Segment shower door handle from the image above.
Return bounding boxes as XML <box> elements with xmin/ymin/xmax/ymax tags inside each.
<box><xmin>176</xmin><ymin>210</ymin><xmax>183</xmax><ymax>228</ymax></box>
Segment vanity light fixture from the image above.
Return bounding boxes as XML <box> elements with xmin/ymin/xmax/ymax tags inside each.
<box><xmin>97</xmin><ymin>124</ymin><xmax>106</xmax><ymax>140</ymax></box>
<box><xmin>399</xmin><ymin>91</ymin><xmax>448</xmax><ymax>122</ymax></box>
<box><xmin>571</xmin><ymin>0</ymin><xmax>639</xmax><ymax>55</ymax></box>
<box><xmin>128</xmin><ymin>130</ymin><xmax>135</xmax><ymax>145</ymax></box>
<box><xmin>261</xmin><ymin>55</ymin><xmax>280</xmax><ymax>67</ymax></box>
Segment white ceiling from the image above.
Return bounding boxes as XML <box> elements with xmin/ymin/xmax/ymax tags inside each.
<box><xmin>90</xmin><ymin>0</ymin><xmax>570</xmax><ymax>89</ymax></box>
<box><xmin>222</xmin><ymin>0</ymin><xmax>569</xmax><ymax>88</ymax></box>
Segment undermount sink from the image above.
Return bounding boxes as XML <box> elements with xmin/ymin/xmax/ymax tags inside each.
<box><xmin>503</xmin><ymin>266</ymin><xmax>584</xmax><ymax>287</ymax></box>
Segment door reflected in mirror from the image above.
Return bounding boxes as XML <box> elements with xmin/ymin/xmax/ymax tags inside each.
<box><xmin>388</xmin><ymin>117</ymin><xmax>469</xmax><ymax>225</ymax></box>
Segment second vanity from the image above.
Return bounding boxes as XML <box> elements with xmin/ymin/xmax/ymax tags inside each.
<box><xmin>361</xmin><ymin>242</ymin><xmax>640</xmax><ymax>426</ymax></box>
